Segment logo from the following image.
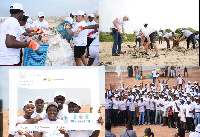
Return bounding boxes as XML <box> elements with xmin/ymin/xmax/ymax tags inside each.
<box><xmin>48</xmin><ymin>78</ymin><xmax>51</xmax><ymax>81</ymax></box>
<box><xmin>64</xmin><ymin>116</ymin><xmax>68</xmax><ymax>120</ymax></box>
<box><xmin>79</xmin><ymin>114</ymin><xmax>83</xmax><ymax>119</ymax></box>
<box><xmin>73</xmin><ymin>114</ymin><xmax>77</xmax><ymax>119</ymax></box>
<box><xmin>85</xmin><ymin>114</ymin><xmax>89</xmax><ymax>119</ymax></box>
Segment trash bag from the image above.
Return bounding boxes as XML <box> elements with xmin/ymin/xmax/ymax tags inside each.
<box><xmin>56</xmin><ymin>21</ymin><xmax>74</xmax><ymax>40</ymax></box>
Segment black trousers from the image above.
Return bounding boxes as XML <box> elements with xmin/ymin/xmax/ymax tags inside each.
<box><xmin>150</xmin><ymin>110</ymin><xmax>155</xmax><ymax>124</ymax></box>
<box><xmin>86</xmin><ymin>37</ymin><xmax>94</xmax><ymax>56</ymax></box>
<box><xmin>187</xmin><ymin>34</ymin><xmax>195</xmax><ymax>49</ymax></box>
<box><xmin>174</xmin><ymin>112</ymin><xmax>180</xmax><ymax>128</ymax></box>
<box><xmin>186</xmin><ymin>117</ymin><xmax>194</xmax><ymax>131</ymax></box>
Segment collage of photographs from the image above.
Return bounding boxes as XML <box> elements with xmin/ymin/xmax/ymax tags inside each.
<box><xmin>0</xmin><ymin>0</ymin><xmax>199</xmax><ymax>137</ymax></box>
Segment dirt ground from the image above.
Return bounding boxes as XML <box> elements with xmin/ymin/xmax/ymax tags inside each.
<box><xmin>105</xmin><ymin>67</ymin><xmax>200</xmax><ymax>137</ymax></box>
<box><xmin>3</xmin><ymin>106</ymin><xmax>105</xmax><ymax>137</ymax></box>
<box><xmin>100</xmin><ymin>41</ymin><xmax>199</xmax><ymax>66</ymax></box>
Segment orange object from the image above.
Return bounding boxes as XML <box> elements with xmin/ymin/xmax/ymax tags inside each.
<box><xmin>141</xmin><ymin>46</ymin><xmax>147</xmax><ymax>50</ymax></box>
<box><xmin>20</xmin><ymin>37</ymin><xmax>23</xmax><ymax>41</ymax></box>
<box><xmin>34</xmin><ymin>28</ymin><xmax>40</xmax><ymax>32</ymax></box>
<box><xmin>116</xmin><ymin>28</ymin><xmax>120</xmax><ymax>31</ymax></box>
<box><xmin>28</xmin><ymin>40</ymin><xmax>40</xmax><ymax>51</ymax></box>
<box><xmin>46</xmin><ymin>28</ymin><xmax>49</xmax><ymax>31</ymax></box>
<box><xmin>65</xmin><ymin>24</ymin><xmax>70</xmax><ymax>29</ymax></box>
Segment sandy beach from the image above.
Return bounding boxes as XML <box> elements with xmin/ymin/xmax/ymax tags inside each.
<box><xmin>100</xmin><ymin>41</ymin><xmax>199</xmax><ymax>66</ymax></box>
<box><xmin>3</xmin><ymin>106</ymin><xmax>105</xmax><ymax>137</ymax></box>
<box><xmin>105</xmin><ymin>67</ymin><xmax>200</xmax><ymax>137</ymax></box>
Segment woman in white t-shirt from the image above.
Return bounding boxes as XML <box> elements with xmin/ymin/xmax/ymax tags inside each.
<box><xmin>8</xmin><ymin>100</ymin><xmax>35</xmax><ymax>137</ymax></box>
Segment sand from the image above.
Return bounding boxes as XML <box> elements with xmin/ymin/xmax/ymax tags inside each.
<box><xmin>99</xmin><ymin>41</ymin><xmax>199</xmax><ymax>66</ymax></box>
<box><xmin>3</xmin><ymin>106</ymin><xmax>105</xmax><ymax>137</ymax></box>
<box><xmin>105</xmin><ymin>67</ymin><xmax>200</xmax><ymax>137</ymax></box>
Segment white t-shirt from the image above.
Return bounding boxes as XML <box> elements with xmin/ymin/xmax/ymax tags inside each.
<box><xmin>155</xmin><ymin>100</ymin><xmax>161</xmax><ymax>110</ymax></box>
<box><xmin>150</xmin><ymin>99</ymin><xmax>155</xmax><ymax>110</ymax></box>
<box><xmin>111</xmin><ymin>17</ymin><xmax>125</xmax><ymax>31</ymax></box>
<box><xmin>152</xmin><ymin>70</ymin><xmax>157</xmax><ymax>77</ymax></box>
<box><xmin>0</xmin><ymin>17</ymin><xmax>25</xmax><ymax>65</ymax></box>
<box><xmin>8</xmin><ymin>116</ymin><xmax>35</xmax><ymax>136</ymax></box>
<box><xmin>185</xmin><ymin>104</ymin><xmax>195</xmax><ymax>117</ymax></box>
<box><xmin>69</xmin><ymin>130</ymin><xmax>93</xmax><ymax>137</ymax></box>
<box><xmin>120</xmin><ymin>100</ymin><xmax>126</xmax><ymax>111</ymax></box>
<box><xmin>73</xmin><ymin>20</ymin><xmax>78</xmax><ymax>26</ymax></box>
<box><xmin>31</xmin><ymin>20</ymin><xmax>48</xmax><ymax>30</ymax></box>
<box><xmin>37</xmin><ymin>118</ymin><xmax>64</xmax><ymax>137</ymax></box>
<box><xmin>144</xmin><ymin>98</ymin><xmax>150</xmax><ymax>109</ymax></box>
<box><xmin>26</xmin><ymin>18</ymin><xmax>32</xmax><ymax>29</ymax></box>
<box><xmin>177</xmin><ymin>76</ymin><xmax>183</xmax><ymax>84</ymax></box>
<box><xmin>163</xmin><ymin>32</ymin><xmax>173</xmax><ymax>38</ymax></box>
<box><xmin>195</xmin><ymin>103</ymin><xmax>200</xmax><ymax>112</ymax></box>
<box><xmin>189</xmin><ymin>132</ymin><xmax>200</xmax><ymax>137</ymax></box>
<box><xmin>71</xmin><ymin>20</ymin><xmax>88</xmax><ymax>46</ymax></box>
<box><xmin>105</xmin><ymin>98</ymin><xmax>112</xmax><ymax>109</ymax></box>
<box><xmin>182</xmin><ymin>30</ymin><xmax>193</xmax><ymax>38</ymax></box>
<box><xmin>127</xmin><ymin>101</ymin><xmax>137</xmax><ymax>111</ymax></box>
<box><xmin>185</xmin><ymin>84</ymin><xmax>191</xmax><ymax>92</ymax></box>
<box><xmin>158</xmin><ymin>32</ymin><xmax>162</xmax><ymax>37</ymax></box>
<box><xmin>138</xmin><ymin>101</ymin><xmax>145</xmax><ymax>112</ymax></box>
<box><xmin>172</xmin><ymin>100</ymin><xmax>180</xmax><ymax>112</ymax></box>
<box><xmin>87</xmin><ymin>20</ymin><xmax>97</xmax><ymax>38</ymax></box>
<box><xmin>113</xmin><ymin>100</ymin><xmax>120</xmax><ymax>109</ymax></box>
<box><xmin>180</xmin><ymin>104</ymin><xmax>186</xmax><ymax>116</ymax></box>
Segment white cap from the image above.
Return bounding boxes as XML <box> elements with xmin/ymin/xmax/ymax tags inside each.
<box><xmin>164</xmin><ymin>95</ymin><xmax>168</xmax><ymax>98</ymax></box>
<box><xmin>35</xmin><ymin>96</ymin><xmax>44</xmax><ymax>103</ymax></box>
<box><xmin>65</xmin><ymin>17</ymin><xmax>73</xmax><ymax>24</ymax></box>
<box><xmin>144</xmin><ymin>92</ymin><xmax>147</xmax><ymax>95</ymax></box>
<box><xmin>47</xmin><ymin>102</ymin><xmax>58</xmax><ymax>108</ymax></box>
<box><xmin>88</xmin><ymin>14</ymin><xmax>94</xmax><ymax>17</ymax></box>
<box><xmin>188</xmin><ymin>81</ymin><xmax>191</xmax><ymax>83</ymax></box>
<box><xmin>124</xmin><ymin>15</ymin><xmax>129</xmax><ymax>20</ymax></box>
<box><xmin>71</xmin><ymin>12</ymin><xmax>75</xmax><ymax>15</ymax></box>
<box><xmin>114</xmin><ymin>94</ymin><xmax>118</xmax><ymax>98</ymax></box>
<box><xmin>75</xmin><ymin>10</ymin><xmax>84</xmax><ymax>15</ymax></box>
<box><xmin>38</xmin><ymin>12</ymin><xmax>44</xmax><ymax>17</ymax></box>
<box><xmin>66</xmin><ymin>98</ymin><xmax>81</xmax><ymax>107</ymax></box>
<box><xmin>10</xmin><ymin>3</ymin><xmax>23</xmax><ymax>11</ymax></box>
<box><xmin>172</xmin><ymin>30</ymin><xmax>175</xmax><ymax>33</ymax></box>
<box><xmin>55</xmin><ymin>90</ymin><xmax>65</xmax><ymax>97</ymax></box>
<box><xmin>194</xmin><ymin>81</ymin><xmax>197</xmax><ymax>84</ymax></box>
<box><xmin>24</xmin><ymin>100</ymin><xmax>35</xmax><ymax>107</ymax></box>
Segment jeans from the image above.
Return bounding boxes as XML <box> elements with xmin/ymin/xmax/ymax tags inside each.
<box><xmin>112</xmin><ymin>109</ymin><xmax>119</xmax><ymax>126</ymax></box>
<box><xmin>155</xmin><ymin>110</ymin><xmax>162</xmax><ymax>124</ymax></box>
<box><xmin>105</xmin><ymin>109</ymin><xmax>109</xmax><ymax>124</ymax></box>
<box><xmin>159</xmin><ymin>36</ymin><xmax>162</xmax><ymax>44</ymax></box>
<box><xmin>139</xmin><ymin>112</ymin><xmax>145</xmax><ymax>124</ymax></box>
<box><xmin>135</xmin><ymin>37</ymin><xmax>141</xmax><ymax>47</ymax></box>
<box><xmin>145</xmin><ymin>109</ymin><xmax>150</xmax><ymax>123</ymax></box>
<box><xmin>112</xmin><ymin>28</ymin><xmax>122</xmax><ymax>54</ymax></box>
<box><xmin>194</xmin><ymin>112</ymin><xmax>200</xmax><ymax>128</ymax></box>
<box><xmin>153</xmin><ymin>77</ymin><xmax>156</xmax><ymax>84</ymax></box>
<box><xmin>129</xmin><ymin>110</ymin><xmax>136</xmax><ymax>124</ymax></box>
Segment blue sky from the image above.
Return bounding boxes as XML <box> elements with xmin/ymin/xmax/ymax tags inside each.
<box><xmin>0</xmin><ymin>0</ymin><xmax>99</xmax><ymax>18</ymax></box>
<box><xmin>0</xmin><ymin>66</ymin><xmax>105</xmax><ymax>110</ymax></box>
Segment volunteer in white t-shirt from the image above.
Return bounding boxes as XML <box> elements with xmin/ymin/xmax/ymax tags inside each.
<box><xmin>189</xmin><ymin>124</ymin><xmax>200</xmax><ymax>137</ymax></box>
<box><xmin>111</xmin><ymin>15</ymin><xmax>129</xmax><ymax>56</ymax></box>
<box><xmin>154</xmin><ymin>96</ymin><xmax>162</xmax><ymax>125</ymax></box>
<box><xmin>149</xmin><ymin>94</ymin><xmax>155</xmax><ymax>124</ymax></box>
<box><xmin>163</xmin><ymin>31</ymin><xmax>176</xmax><ymax>49</ymax></box>
<box><xmin>144</xmin><ymin>93</ymin><xmax>151</xmax><ymax>125</ymax></box>
<box><xmin>138</xmin><ymin>27</ymin><xmax>159</xmax><ymax>57</ymax></box>
<box><xmin>67</xmin><ymin>10</ymin><xmax>88</xmax><ymax>66</ymax></box>
<box><xmin>152</xmin><ymin>68</ymin><xmax>157</xmax><ymax>84</ymax></box>
<box><xmin>31</xmin><ymin>96</ymin><xmax>45</xmax><ymax>119</ymax></box>
<box><xmin>119</xmin><ymin>96</ymin><xmax>127</xmax><ymax>126</ymax></box>
<box><xmin>185</xmin><ymin>99</ymin><xmax>195</xmax><ymax>132</ymax></box>
<box><xmin>0</xmin><ymin>3</ymin><xmax>40</xmax><ymax>66</ymax></box>
<box><xmin>194</xmin><ymin>99</ymin><xmax>200</xmax><ymax>128</ymax></box>
<box><xmin>34</xmin><ymin>102</ymin><xmax>66</xmax><ymax>137</ymax></box>
<box><xmin>31</xmin><ymin>12</ymin><xmax>48</xmax><ymax>31</ymax></box>
<box><xmin>8</xmin><ymin>100</ymin><xmax>35</xmax><ymax>137</ymax></box>
<box><xmin>179</xmin><ymin>29</ymin><xmax>195</xmax><ymax>49</ymax></box>
<box><xmin>25</xmin><ymin>15</ymin><xmax>32</xmax><ymax>29</ymax></box>
<box><xmin>112</xmin><ymin>96</ymin><xmax>120</xmax><ymax>126</ymax></box>
<box><xmin>185</xmin><ymin>81</ymin><xmax>192</xmax><ymax>93</ymax></box>
<box><xmin>177</xmin><ymin>74</ymin><xmax>184</xmax><ymax>89</ymax></box>
<box><xmin>179</xmin><ymin>99</ymin><xmax>186</xmax><ymax>129</ymax></box>
<box><xmin>158</xmin><ymin>30</ymin><xmax>162</xmax><ymax>44</ymax></box>
<box><xmin>138</xmin><ymin>97</ymin><xmax>146</xmax><ymax>125</ymax></box>
<box><xmin>105</xmin><ymin>93</ymin><xmax>112</xmax><ymax>124</ymax></box>
<box><xmin>127</xmin><ymin>96</ymin><xmax>137</xmax><ymax>126</ymax></box>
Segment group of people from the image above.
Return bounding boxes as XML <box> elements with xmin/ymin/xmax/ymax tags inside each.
<box><xmin>0</xmin><ymin>3</ymin><xmax>99</xmax><ymax>66</ymax></box>
<box><xmin>111</xmin><ymin>15</ymin><xmax>199</xmax><ymax>57</ymax></box>
<box><xmin>8</xmin><ymin>90</ymin><xmax>103</xmax><ymax>137</ymax></box>
<box><xmin>105</xmin><ymin>76</ymin><xmax>200</xmax><ymax>135</ymax></box>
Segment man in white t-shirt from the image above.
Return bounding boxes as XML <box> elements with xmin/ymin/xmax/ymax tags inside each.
<box><xmin>127</xmin><ymin>96</ymin><xmax>137</xmax><ymax>125</ymax></box>
<box><xmin>185</xmin><ymin>99</ymin><xmax>195</xmax><ymax>132</ymax></box>
<box><xmin>31</xmin><ymin>96</ymin><xmax>45</xmax><ymax>119</ymax></box>
<box><xmin>158</xmin><ymin>30</ymin><xmax>162</xmax><ymax>44</ymax></box>
<box><xmin>177</xmin><ymin>74</ymin><xmax>184</xmax><ymax>89</ymax></box>
<box><xmin>0</xmin><ymin>3</ymin><xmax>40</xmax><ymax>66</ymax></box>
<box><xmin>111</xmin><ymin>15</ymin><xmax>129</xmax><ymax>56</ymax></box>
<box><xmin>25</xmin><ymin>15</ymin><xmax>32</xmax><ymax>29</ymax></box>
<box><xmin>138</xmin><ymin>97</ymin><xmax>146</xmax><ymax>125</ymax></box>
<box><xmin>152</xmin><ymin>68</ymin><xmax>157</xmax><ymax>84</ymax></box>
<box><xmin>144</xmin><ymin>93</ymin><xmax>151</xmax><ymax>125</ymax></box>
<box><xmin>138</xmin><ymin>27</ymin><xmax>159</xmax><ymax>57</ymax></box>
<box><xmin>154</xmin><ymin>96</ymin><xmax>162</xmax><ymax>125</ymax></box>
<box><xmin>67</xmin><ymin>10</ymin><xmax>88</xmax><ymax>66</ymax></box>
<box><xmin>163</xmin><ymin>31</ymin><xmax>176</xmax><ymax>49</ymax></box>
<box><xmin>112</xmin><ymin>95</ymin><xmax>120</xmax><ymax>126</ymax></box>
<box><xmin>179</xmin><ymin>29</ymin><xmax>195</xmax><ymax>50</ymax></box>
<box><xmin>31</xmin><ymin>12</ymin><xmax>48</xmax><ymax>31</ymax></box>
<box><xmin>185</xmin><ymin>81</ymin><xmax>192</xmax><ymax>93</ymax></box>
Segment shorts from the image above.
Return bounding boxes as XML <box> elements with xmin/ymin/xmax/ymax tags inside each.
<box><xmin>181</xmin><ymin>116</ymin><xmax>186</xmax><ymax>122</ymax></box>
<box><xmin>74</xmin><ymin>46</ymin><xmax>86</xmax><ymax>58</ymax></box>
<box><xmin>163</xmin><ymin>111</ymin><xmax>168</xmax><ymax>117</ymax></box>
<box><xmin>149</xmin><ymin>32</ymin><xmax>156</xmax><ymax>43</ymax></box>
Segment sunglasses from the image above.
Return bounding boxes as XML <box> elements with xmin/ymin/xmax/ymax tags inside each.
<box><xmin>55</xmin><ymin>97</ymin><xmax>65</xmax><ymax>101</ymax></box>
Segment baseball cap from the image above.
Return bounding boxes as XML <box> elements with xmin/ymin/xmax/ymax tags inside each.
<box><xmin>35</xmin><ymin>96</ymin><xmax>44</xmax><ymax>103</ymax></box>
<box><xmin>65</xmin><ymin>17</ymin><xmax>73</xmax><ymax>24</ymax></box>
<box><xmin>188</xmin><ymin>81</ymin><xmax>191</xmax><ymax>83</ymax></box>
<box><xmin>38</xmin><ymin>12</ymin><xmax>44</xmax><ymax>17</ymax></box>
<box><xmin>124</xmin><ymin>15</ymin><xmax>129</xmax><ymax>20</ymax></box>
<box><xmin>24</xmin><ymin>100</ymin><xmax>35</xmax><ymax>107</ymax></box>
<box><xmin>75</xmin><ymin>10</ymin><xmax>84</xmax><ymax>16</ymax></box>
<box><xmin>180</xmin><ymin>99</ymin><xmax>185</xmax><ymax>102</ymax></box>
<box><xmin>172</xmin><ymin>30</ymin><xmax>175</xmax><ymax>33</ymax></box>
<box><xmin>55</xmin><ymin>90</ymin><xmax>65</xmax><ymax>98</ymax></box>
<box><xmin>47</xmin><ymin>102</ymin><xmax>58</xmax><ymax>108</ymax></box>
<box><xmin>71</xmin><ymin>12</ymin><xmax>75</xmax><ymax>16</ymax></box>
<box><xmin>88</xmin><ymin>14</ymin><xmax>94</xmax><ymax>17</ymax></box>
<box><xmin>108</xmin><ymin>94</ymin><xmax>112</xmax><ymax>98</ymax></box>
<box><xmin>10</xmin><ymin>3</ymin><xmax>23</xmax><ymax>11</ymax></box>
<box><xmin>66</xmin><ymin>98</ymin><xmax>81</xmax><ymax>107</ymax></box>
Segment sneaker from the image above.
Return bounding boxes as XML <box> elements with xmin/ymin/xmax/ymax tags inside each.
<box><xmin>154</xmin><ymin>123</ymin><xmax>157</xmax><ymax>125</ymax></box>
<box><xmin>158</xmin><ymin>123</ymin><xmax>161</xmax><ymax>125</ymax></box>
<box><xmin>174</xmin><ymin>127</ymin><xmax>178</xmax><ymax>129</ymax></box>
<box><xmin>154</xmin><ymin>54</ymin><xmax>160</xmax><ymax>57</ymax></box>
<box><xmin>148</xmin><ymin>123</ymin><xmax>150</xmax><ymax>125</ymax></box>
<box><xmin>144</xmin><ymin>52</ymin><xmax>149</xmax><ymax>55</ymax></box>
<box><xmin>145</xmin><ymin>122</ymin><xmax>147</xmax><ymax>125</ymax></box>
<box><xmin>112</xmin><ymin>53</ymin><xmax>120</xmax><ymax>56</ymax></box>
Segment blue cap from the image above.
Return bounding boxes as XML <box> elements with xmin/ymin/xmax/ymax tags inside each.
<box><xmin>180</xmin><ymin>99</ymin><xmax>185</xmax><ymax>102</ymax></box>
<box><xmin>128</xmin><ymin>97</ymin><xmax>131</xmax><ymax>100</ymax></box>
<box><xmin>108</xmin><ymin>94</ymin><xmax>112</xmax><ymax>97</ymax></box>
